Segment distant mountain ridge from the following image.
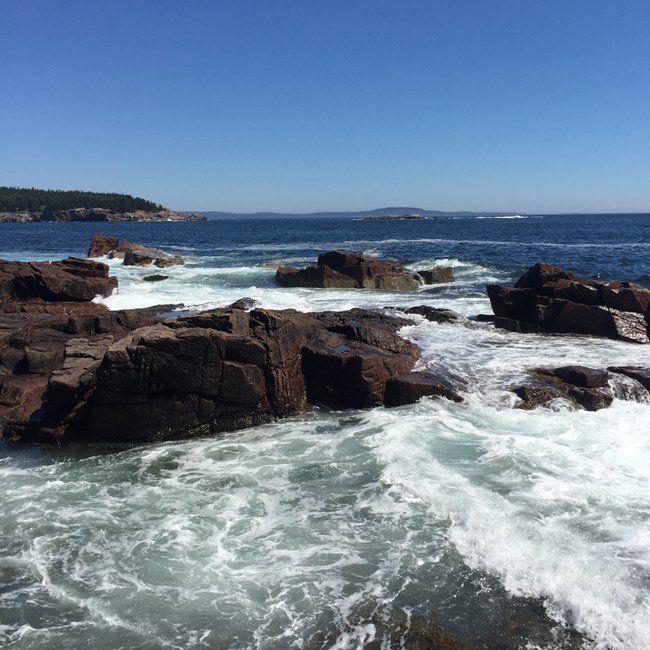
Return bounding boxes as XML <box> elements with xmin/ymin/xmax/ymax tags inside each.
<box><xmin>193</xmin><ymin>207</ymin><xmax>524</xmax><ymax>220</ymax></box>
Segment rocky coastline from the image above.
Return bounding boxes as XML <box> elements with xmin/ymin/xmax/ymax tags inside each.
<box><xmin>0</xmin><ymin>207</ymin><xmax>206</xmax><ymax>223</ymax></box>
<box><xmin>1</xmin><ymin>246</ymin><xmax>649</xmax><ymax>446</ymax></box>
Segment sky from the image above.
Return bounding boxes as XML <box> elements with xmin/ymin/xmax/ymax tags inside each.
<box><xmin>2</xmin><ymin>0</ymin><xmax>650</xmax><ymax>214</ymax></box>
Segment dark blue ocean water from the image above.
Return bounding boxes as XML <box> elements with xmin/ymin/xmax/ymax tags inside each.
<box><xmin>2</xmin><ymin>213</ymin><xmax>649</xmax><ymax>287</ymax></box>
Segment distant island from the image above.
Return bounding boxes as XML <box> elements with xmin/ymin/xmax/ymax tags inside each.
<box><xmin>197</xmin><ymin>206</ymin><xmax>525</xmax><ymax>219</ymax></box>
<box><xmin>361</xmin><ymin>213</ymin><xmax>425</xmax><ymax>221</ymax></box>
<box><xmin>0</xmin><ymin>186</ymin><xmax>206</xmax><ymax>222</ymax></box>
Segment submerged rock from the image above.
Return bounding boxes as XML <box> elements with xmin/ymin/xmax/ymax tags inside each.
<box><xmin>487</xmin><ymin>263</ymin><xmax>650</xmax><ymax>343</ymax></box>
<box><xmin>512</xmin><ymin>365</ymin><xmax>614</xmax><ymax>411</ymax></box>
<box><xmin>276</xmin><ymin>250</ymin><xmax>453</xmax><ymax>291</ymax></box>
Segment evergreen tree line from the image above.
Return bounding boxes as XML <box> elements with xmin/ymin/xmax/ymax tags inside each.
<box><xmin>0</xmin><ymin>186</ymin><xmax>166</xmax><ymax>213</ymax></box>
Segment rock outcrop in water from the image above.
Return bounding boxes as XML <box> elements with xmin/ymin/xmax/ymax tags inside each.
<box><xmin>0</xmin><ymin>258</ymin><xmax>117</xmax><ymax>304</ymax></box>
<box><xmin>1</xmin><ymin>257</ymin><xmax>464</xmax><ymax>444</ymax></box>
<box><xmin>276</xmin><ymin>250</ymin><xmax>454</xmax><ymax>290</ymax></box>
<box><xmin>487</xmin><ymin>263</ymin><xmax>650</xmax><ymax>343</ymax></box>
<box><xmin>88</xmin><ymin>233</ymin><xmax>185</xmax><ymax>268</ymax></box>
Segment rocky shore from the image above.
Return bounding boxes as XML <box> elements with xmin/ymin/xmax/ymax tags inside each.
<box><xmin>2</xmin><ymin>249</ymin><xmax>650</xmax><ymax>445</ymax></box>
<box><xmin>0</xmin><ymin>249</ymin><xmax>463</xmax><ymax>444</ymax></box>
<box><xmin>0</xmin><ymin>208</ymin><xmax>206</xmax><ymax>222</ymax></box>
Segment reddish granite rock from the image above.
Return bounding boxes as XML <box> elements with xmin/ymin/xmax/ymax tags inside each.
<box><xmin>487</xmin><ymin>263</ymin><xmax>650</xmax><ymax>343</ymax></box>
<box><xmin>88</xmin><ymin>234</ymin><xmax>119</xmax><ymax>258</ymax></box>
<box><xmin>87</xmin><ymin>234</ymin><xmax>184</xmax><ymax>267</ymax></box>
<box><xmin>276</xmin><ymin>250</ymin><xmax>428</xmax><ymax>291</ymax></box>
<box><xmin>0</xmin><ymin>258</ymin><xmax>117</xmax><ymax>303</ymax></box>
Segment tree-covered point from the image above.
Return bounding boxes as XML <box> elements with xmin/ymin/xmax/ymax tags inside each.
<box><xmin>0</xmin><ymin>186</ymin><xmax>166</xmax><ymax>213</ymax></box>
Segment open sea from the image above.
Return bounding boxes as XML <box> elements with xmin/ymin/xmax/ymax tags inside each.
<box><xmin>1</xmin><ymin>213</ymin><xmax>649</xmax><ymax>650</ymax></box>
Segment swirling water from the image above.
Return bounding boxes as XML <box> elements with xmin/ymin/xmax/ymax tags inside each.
<box><xmin>1</xmin><ymin>214</ymin><xmax>650</xmax><ymax>649</ymax></box>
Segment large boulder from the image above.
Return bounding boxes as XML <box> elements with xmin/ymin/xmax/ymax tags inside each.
<box><xmin>0</xmin><ymin>301</ymin><xmax>438</xmax><ymax>443</ymax></box>
<box><xmin>0</xmin><ymin>258</ymin><xmax>117</xmax><ymax>303</ymax></box>
<box><xmin>87</xmin><ymin>234</ymin><xmax>184</xmax><ymax>267</ymax></box>
<box><xmin>487</xmin><ymin>263</ymin><xmax>650</xmax><ymax>343</ymax></box>
<box><xmin>89</xmin><ymin>308</ymin><xmax>421</xmax><ymax>442</ymax></box>
<box><xmin>275</xmin><ymin>250</ymin><xmax>452</xmax><ymax>291</ymax></box>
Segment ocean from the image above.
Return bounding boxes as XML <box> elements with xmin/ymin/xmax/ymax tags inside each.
<box><xmin>1</xmin><ymin>213</ymin><xmax>649</xmax><ymax>650</ymax></box>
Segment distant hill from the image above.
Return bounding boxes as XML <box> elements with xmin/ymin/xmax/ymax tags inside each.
<box><xmin>0</xmin><ymin>186</ymin><xmax>165</xmax><ymax>213</ymax></box>
<box><xmin>194</xmin><ymin>207</ymin><xmax>524</xmax><ymax>220</ymax></box>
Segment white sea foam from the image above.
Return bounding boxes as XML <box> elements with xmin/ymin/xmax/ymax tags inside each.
<box><xmin>366</xmin><ymin>399</ymin><xmax>650</xmax><ymax>649</ymax></box>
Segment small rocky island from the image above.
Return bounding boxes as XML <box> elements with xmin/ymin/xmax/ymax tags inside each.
<box><xmin>276</xmin><ymin>250</ymin><xmax>454</xmax><ymax>289</ymax></box>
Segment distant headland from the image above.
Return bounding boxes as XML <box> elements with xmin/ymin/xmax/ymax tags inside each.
<box><xmin>0</xmin><ymin>186</ymin><xmax>206</xmax><ymax>222</ymax></box>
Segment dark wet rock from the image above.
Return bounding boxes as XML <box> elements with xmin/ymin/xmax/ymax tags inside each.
<box><xmin>384</xmin><ymin>371</ymin><xmax>463</xmax><ymax>406</ymax></box>
<box><xmin>143</xmin><ymin>274</ymin><xmax>169</xmax><ymax>282</ymax></box>
<box><xmin>402</xmin><ymin>305</ymin><xmax>462</xmax><ymax>324</ymax></box>
<box><xmin>512</xmin><ymin>366</ymin><xmax>614</xmax><ymax>411</ymax></box>
<box><xmin>89</xmin><ymin>308</ymin><xmax>420</xmax><ymax>442</ymax></box>
<box><xmin>472</xmin><ymin>314</ymin><xmax>496</xmax><ymax>322</ymax></box>
<box><xmin>487</xmin><ymin>263</ymin><xmax>650</xmax><ymax>343</ymax></box>
<box><xmin>1</xmin><ymin>304</ymin><xmax>431</xmax><ymax>443</ymax></box>
<box><xmin>417</xmin><ymin>267</ymin><xmax>454</xmax><ymax>284</ymax></box>
<box><xmin>228</xmin><ymin>297</ymin><xmax>258</xmax><ymax>310</ymax></box>
<box><xmin>552</xmin><ymin>365</ymin><xmax>609</xmax><ymax>388</ymax></box>
<box><xmin>608</xmin><ymin>366</ymin><xmax>650</xmax><ymax>392</ymax></box>
<box><xmin>0</xmin><ymin>258</ymin><xmax>117</xmax><ymax>302</ymax></box>
<box><xmin>276</xmin><ymin>250</ymin><xmax>433</xmax><ymax>291</ymax></box>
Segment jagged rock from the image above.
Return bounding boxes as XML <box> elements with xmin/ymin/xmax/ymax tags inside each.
<box><xmin>276</xmin><ymin>250</ymin><xmax>424</xmax><ymax>291</ymax></box>
<box><xmin>512</xmin><ymin>365</ymin><xmax>614</xmax><ymax>411</ymax></box>
<box><xmin>89</xmin><ymin>308</ymin><xmax>420</xmax><ymax>441</ymax></box>
<box><xmin>121</xmin><ymin>241</ymin><xmax>184</xmax><ymax>268</ymax></box>
<box><xmin>384</xmin><ymin>371</ymin><xmax>463</xmax><ymax>406</ymax></box>
<box><xmin>276</xmin><ymin>264</ymin><xmax>357</xmax><ymax>289</ymax></box>
<box><xmin>0</xmin><ymin>300</ymin><xmax>433</xmax><ymax>444</ymax></box>
<box><xmin>0</xmin><ymin>258</ymin><xmax>117</xmax><ymax>302</ymax></box>
<box><xmin>417</xmin><ymin>267</ymin><xmax>454</xmax><ymax>284</ymax></box>
<box><xmin>88</xmin><ymin>234</ymin><xmax>119</xmax><ymax>257</ymax></box>
<box><xmin>87</xmin><ymin>234</ymin><xmax>185</xmax><ymax>268</ymax></box>
<box><xmin>487</xmin><ymin>263</ymin><xmax>650</xmax><ymax>343</ymax></box>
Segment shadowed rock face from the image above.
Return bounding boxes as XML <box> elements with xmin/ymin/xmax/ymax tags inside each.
<box><xmin>276</xmin><ymin>250</ymin><xmax>453</xmax><ymax>291</ymax></box>
<box><xmin>1</xmin><ymin>297</ymin><xmax>435</xmax><ymax>443</ymax></box>
<box><xmin>89</xmin><ymin>308</ymin><xmax>422</xmax><ymax>442</ymax></box>
<box><xmin>487</xmin><ymin>263</ymin><xmax>650</xmax><ymax>343</ymax></box>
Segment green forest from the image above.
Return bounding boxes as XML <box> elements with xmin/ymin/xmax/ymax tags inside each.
<box><xmin>0</xmin><ymin>186</ymin><xmax>165</xmax><ymax>213</ymax></box>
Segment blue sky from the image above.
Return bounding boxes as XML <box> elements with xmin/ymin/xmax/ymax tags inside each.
<box><xmin>2</xmin><ymin>0</ymin><xmax>649</xmax><ymax>213</ymax></box>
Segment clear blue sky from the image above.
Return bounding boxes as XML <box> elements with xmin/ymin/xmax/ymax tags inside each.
<box><xmin>2</xmin><ymin>0</ymin><xmax>649</xmax><ymax>213</ymax></box>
